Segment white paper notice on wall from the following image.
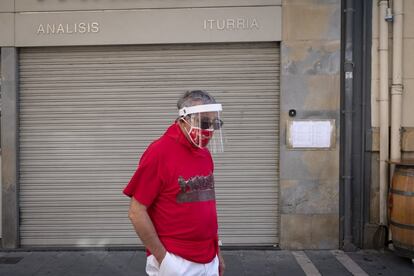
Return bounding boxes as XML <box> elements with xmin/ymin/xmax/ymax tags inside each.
<box><xmin>287</xmin><ymin>120</ymin><xmax>335</xmax><ymax>149</ymax></box>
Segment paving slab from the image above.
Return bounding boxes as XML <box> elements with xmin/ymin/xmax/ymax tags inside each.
<box><xmin>0</xmin><ymin>249</ymin><xmax>413</xmax><ymax>276</ymax></box>
<box><xmin>305</xmin><ymin>250</ymin><xmax>352</xmax><ymax>276</ymax></box>
<box><xmin>0</xmin><ymin>252</ymin><xmax>53</xmax><ymax>276</ymax></box>
<box><xmin>220</xmin><ymin>251</ymin><xmax>246</xmax><ymax>276</ymax></box>
<box><xmin>32</xmin><ymin>252</ymin><xmax>80</xmax><ymax>276</ymax></box>
<box><xmin>61</xmin><ymin>251</ymin><xmax>108</xmax><ymax>276</ymax></box>
<box><xmin>267</xmin><ymin>250</ymin><xmax>306</xmax><ymax>276</ymax></box>
<box><xmin>347</xmin><ymin>250</ymin><xmax>414</xmax><ymax>276</ymax></box>
<box><xmin>92</xmin><ymin>251</ymin><xmax>138</xmax><ymax>276</ymax></box>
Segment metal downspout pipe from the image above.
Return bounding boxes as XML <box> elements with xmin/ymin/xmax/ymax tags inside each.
<box><xmin>378</xmin><ymin>0</ymin><xmax>390</xmax><ymax>228</ymax></box>
<box><xmin>342</xmin><ymin>0</ymin><xmax>356</xmax><ymax>251</ymax></box>
<box><xmin>391</xmin><ymin>0</ymin><xmax>403</xmax><ymax>163</ymax></box>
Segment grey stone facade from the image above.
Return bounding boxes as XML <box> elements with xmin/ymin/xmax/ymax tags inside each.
<box><xmin>280</xmin><ymin>0</ymin><xmax>341</xmax><ymax>249</ymax></box>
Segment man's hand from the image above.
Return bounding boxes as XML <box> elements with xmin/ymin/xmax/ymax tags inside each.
<box><xmin>156</xmin><ymin>250</ymin><xmax>167</xmax><ymax>265</ymax></box>
<box><xmin>128</xmin><ymin>198</ymin><xmax>167</xmax><ymax>265</ymax></box>
<box><xmin>218</xmin><ymin>250</ymin><xmax>225</xmax><ymax>276</ymax></box>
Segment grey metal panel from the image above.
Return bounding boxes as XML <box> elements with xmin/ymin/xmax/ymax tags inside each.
<box><xmin>1</xmin><ymin>47</ymin><xmax>20</xmax><ymax>248</ymax></box>
<box><xmin>19</xmin><ymin>43</ymin><xmax>280</xmax><ymax>247</ymax></box>
<box><xmin>15</xmin><ymin>0</ymin><xmax>281</xmax><ymax>12</ymax></box>
<box><xmin>0</xmin><ymin>13</ymin><xmax>14</xmax><ymax>47</ymax></box>
<box><xmin>0</xmin><ymin>0</ymin><xmax>14</xmax><ymax>12</ymax></box>
<box><xmin>0</xmin><ymin>50</ymin><xmax>1</xmax><ymax>239</ymax></box>
<box><xmin>15</xmin><ymin>7</ymin><xmax>282</xmax><ymax>47</ymax></box>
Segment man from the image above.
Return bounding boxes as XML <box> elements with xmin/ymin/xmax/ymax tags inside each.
<box><xmin>124</xmin><ymin>90</ymin><xmax>225</xmax><ymax>276</ymax></box>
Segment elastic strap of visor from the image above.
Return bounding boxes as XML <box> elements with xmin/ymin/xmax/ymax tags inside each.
<box><xmin>179</xmin><ymin>104</ymin><xmax>222</xmax><ymax>117</ymax></box>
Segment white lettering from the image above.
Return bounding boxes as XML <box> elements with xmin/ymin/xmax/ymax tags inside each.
<box><xmin>37</xmin><ymin>24</ymin><xmax>45</xmax><ymax>35</ymax></box>
<box><xmin>46</xmin><ymin>24</ymin><xmax>55</xmax><ymax>34</ymax></box>
<box><xmin>227</xmin><ymin>19</ymin><xmax>235</xmax><ymax>30</ymax></box>
<box><xmin>203</xmin><ymin>17</ymin><xmax>260</xmax><ymax>31</ymax></box>
<box><xmin>65</xmin><ymin>24</ymin><xmax>73</xmax><ymax>34</ymax></box>
<box><xmin>251</xmin><ymin>18</ymin><xmax>259</xmax><ymax>29</ymax></box>
<box><xmin>207</xmin><ymin>19</ymin><xmax>214</xmax><ymax>30</ymax></box>
<box><xmin>78</xmin><ymin>22</ymin><xmax>87</xmax><ymax>33</ymax></box>
<box><xmin>216</xmin><ymin>20</ymin><xmax>225</xmax><ymax>30</ymax></box>
<box><xmin>91</xmin><ymin>22</ymin><xmax>99</xmax><ymax>33</ymax></box>
<box><xmin>56</xmin><ymin>24</ymin><xmax>65</xmax><ymax>34</ymax></box>
<box><xmin>237</xmin><ymin>18</ymin><xmax>244</xmax><ymax>29</ymax></box>
<box><xmin>36</xmin><ymin>22</ymin><xmax>100</xmax><ymax>35</ymax></box>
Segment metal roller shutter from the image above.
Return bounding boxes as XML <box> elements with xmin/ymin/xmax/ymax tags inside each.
<box><xmin>19</xmin><ymin>43</ymin><xmax>280</xmax><ymax>247</ymax></box>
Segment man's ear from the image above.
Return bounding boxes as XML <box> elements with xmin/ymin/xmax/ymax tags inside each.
<box><xmin>177</xmin><ymin>117</ymin><xmax>187</xmax><ymax>129</ymax></box>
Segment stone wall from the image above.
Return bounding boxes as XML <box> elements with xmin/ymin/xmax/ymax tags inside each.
<box><xmin>370</xmin><ymin>0</ymin><xmax>414</xmax><ymax>227</ymax></box>
<box><xmin>280</xmin><ymin>0</ymin><xmax>341</xmax><ymax>249</ymax></box>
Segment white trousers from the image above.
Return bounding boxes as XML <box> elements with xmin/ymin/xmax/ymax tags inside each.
<box><xmin>146</xmin><ymin>252</ymin><xmax>219</xmax><ymax>276</ymax></box>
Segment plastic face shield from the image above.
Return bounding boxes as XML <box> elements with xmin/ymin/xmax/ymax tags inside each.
<box><xmin>179</xmin><ymin>104</ymin><xmax>224</xmax><ymax>153</ymax></box>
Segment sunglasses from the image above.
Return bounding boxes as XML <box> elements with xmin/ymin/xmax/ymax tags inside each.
<box><xmin>199</xmin><ymin>118</ymin><xmax>224</xmax><ymax>130</ymax></box>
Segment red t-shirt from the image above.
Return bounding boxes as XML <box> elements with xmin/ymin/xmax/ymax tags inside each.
<box><xmin>123</xmin><ymin>123</ymin><xmax>218</xmax><ymax>263</ymax></box>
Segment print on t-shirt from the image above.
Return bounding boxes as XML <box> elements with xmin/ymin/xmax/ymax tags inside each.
<box><xmin>176</xmin><ymin>174</ymin><xmax>215</xmax><ymax>203</ymax></box>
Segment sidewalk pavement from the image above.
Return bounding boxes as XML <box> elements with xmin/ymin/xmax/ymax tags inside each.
<box><xmin>0</xmin><ymin>249</ymin><xmax>413</xmax><ymax>276</ymax></box>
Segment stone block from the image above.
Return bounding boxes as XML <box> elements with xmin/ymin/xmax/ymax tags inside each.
<box><xmin>280</xmin><ymin>75</ymin><xmax>339</xmax><ymax>112</ymax></box>
<box><xmin>372</xmin><ymin>1</ymin><xmax>379</xmax><ymax>39</ymax></box>
<box><xmin>402</xmin><ymin>79</ymin><xmax>414</xmax><ymax>126</ymax></box>
<box><xmin>402</xmin><ymin>152</ymin><xmax>414</xmax><ymax>159</ymax></box>
<box><xmin>310</xmin><ymin>214</ymin><xmax>339</xmax><ymax>249</ymax></box>
<box><xmin>402</xmin><ymin>127</ymin><xmax>414</xmax><ymax>151</ymax></box>
<box><xmin>404</xmin><ymin>0</ymin><xmax>414</xmax><ymax>38</ymax></box>
<box><xmin>371</xmin><ymin>127</ymin><xmax>380</xmax><ymax>152</ymax></box>
<box><xmin>370</xmin><ymin>153</ymin><xmax>380</xmax><ymax>224</ymax></box>
<box><xmin>279</xmin><ymin>147</ymin><xmax>339</xmax><ymax>181</ymax></box>
<box><xmin>301</xmin><ymin>150</ymin><xmax>339</xmax><ymax>179</ymax></box>
<box><xmin>282</xmin><ymin>41</ymin><xmax>340</xmax><ymax>76</ymax></box>
<box><xmin>371</xmin><ymin>80</ymin><xmax>380</xmax><ymax>128</ymax></box>
<box><xmin>281</xmin><ymin>214</ymin><xmax>312</xmax><ymax>249</ymax></box>
<box><xmin>303</xmin><ymin>75</ymin><xmax>340</xmax><ymax>111</ymax></box>
<box><xmin>280</xmin><ymin>179</ymin><xmax>339</xmax><ymax>214</ymax></box>
<box><xmin>364</xmin><ymin>223</ymin><xmax>379</xmax><ymax>249</ymax></box>
<box><xmin>283</xmin><ymin>2</ymin><xmax>340</xmax><ymax>41</ymax></box>
<box><xmin>371</xmin><ymin>39</ymin><xmax>379</xmax><ymax>79</ymax></box>
<box><xmin>280</xmin><ymin>75</ymin><xmax>308</xmax><ymax>111</ymax></box>
<box><xmin>280</xmin><ymin>214</ymin><xmax>339</xmax><ymax>249</ymax></box>
<box><xmin>403</xmin><ymin>38</ymin><xmax>414</xmax><ymax>79</ymax></box>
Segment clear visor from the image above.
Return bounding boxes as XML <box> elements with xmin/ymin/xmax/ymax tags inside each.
<box><xmin>185</xmin><ymin>111</ymin><xmax>224</xmax><ymax>153</ymax></box>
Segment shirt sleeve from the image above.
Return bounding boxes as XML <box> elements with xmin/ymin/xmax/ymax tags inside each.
<box><xmin>123</xmin><ymin>145</ymin><xmax>163</xmax><ymax>207</ymax></box>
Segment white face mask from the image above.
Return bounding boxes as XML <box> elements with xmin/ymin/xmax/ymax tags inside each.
<box><xmin>181</xmin><ymin>118</ymin><xmax>214</xmax><ymax>148</ymax></box>
<box><xmin>178</xmin><ymin>104</ymin><xmax>224</xmax><ymax>153</ymax></box>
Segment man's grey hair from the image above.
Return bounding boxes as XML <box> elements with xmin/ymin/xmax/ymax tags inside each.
<box><xmin>177</xmin><ymin>90</ymin><xmax>217</xmax><ymax>110</ymax></box>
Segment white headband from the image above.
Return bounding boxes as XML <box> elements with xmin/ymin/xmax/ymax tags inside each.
<box><xmin>179</xmin><ymin>104</ymin><xmax>222</xmax><ymax>117</ymax></box>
